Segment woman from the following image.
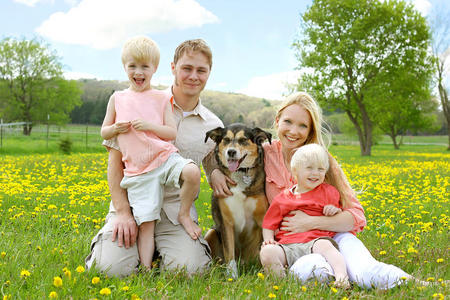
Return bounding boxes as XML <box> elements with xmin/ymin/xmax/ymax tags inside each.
<box><xmin>210</xmin><ymin>92</ymin><xmax>422</xmax><ymax>289</ymax></box>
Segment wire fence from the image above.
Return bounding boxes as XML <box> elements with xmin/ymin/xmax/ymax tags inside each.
<box><xmin>0</xmin><ymin>122</ymin><xmax>104</xmax><ymax>150</ymax></box>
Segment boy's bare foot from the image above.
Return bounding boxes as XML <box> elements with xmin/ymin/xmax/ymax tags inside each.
<box><xmin>178</xmin><ymin>214</ymin><xmax>201</xmax><ymax>240</ymax></box>
<box><xmin>334</xmin><ymin>275</ymin><xmax>351</xmax><ymax>289</ymax></box>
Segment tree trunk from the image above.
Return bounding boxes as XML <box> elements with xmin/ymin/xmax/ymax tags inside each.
<box><xmin>437</xmin><ymin>68</ymin><xmax>449</xmax><ymax>151</ymax></box>
<box><xmin>346</xmin><ymin>110</ymin><xmax>372</xmax><ymax>156</ymax></box>
<box><xmin>22</xmin><ymin>123</ymin><xmax>32</xmax><ymax>136</ymax></box>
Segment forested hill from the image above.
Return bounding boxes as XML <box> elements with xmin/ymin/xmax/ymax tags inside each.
<box><xmin>70</xmin><ymin>79</ymin><xmax>280</xmax><ymax>128</ymax></box>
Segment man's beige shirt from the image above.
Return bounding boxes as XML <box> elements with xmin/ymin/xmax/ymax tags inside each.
<box><xmin>103</xmin><ymin>87</ymin><xmax>223</xmax><ymax>224</ymax></box>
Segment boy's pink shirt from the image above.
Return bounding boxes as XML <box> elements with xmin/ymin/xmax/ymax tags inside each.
<box><xmin>114</xmin><ymin>88</ymin><xmax>178</xmax><ymax>177</ymax></box>
<box><xmin>263</xmin><ymin>140</ymin><xmax>366</xmax><ymax>234</ymax></box>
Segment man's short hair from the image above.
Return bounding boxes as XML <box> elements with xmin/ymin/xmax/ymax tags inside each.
<box><xmin>173</xmin><ymin>39</ymin><xmax>212</xmax><ymax>69</ymax></box>
<box><xmin>121</xmin><ymin>36</ymin><xmax>160</xmax><ymax>69</ymax></box>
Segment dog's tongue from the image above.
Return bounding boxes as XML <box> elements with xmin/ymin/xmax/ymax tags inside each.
<box><xmin>228</xmin><ymin>160</ymin><xmax>239</xmax><ymax>172</ymax></box>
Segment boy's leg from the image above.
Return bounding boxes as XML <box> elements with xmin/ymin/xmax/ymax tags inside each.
<box><xmin>312</xmin><ymin>239</ymin><xmax>349</xmax><ymax>287</ymax></box>
<box><xmin>138</xmin><ymin>221</ymin><xmax>155</xmax><ymax>270</ymax></box>
<box><xmin>178</xmin><ymin>163</ymin><xmax>201</xmax><ymax>239</ymax></box>
<box><xmin>260</xmin><ymin>244</ymin><xmax>287</xmax><ymax>277</ymax></box>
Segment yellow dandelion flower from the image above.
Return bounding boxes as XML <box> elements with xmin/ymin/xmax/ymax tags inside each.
<box><xmin>268</xmin><ymin>293</ymin><xmax>276</xmax><ymax>298</ymax></box>
<box><xmin>20</xmin><ymin>269</ymin><xmax>31</xmax><ymax>279</ymax></box>
<box><xmin>331</xmin><ymin>287</ymin><xmax>338</xmax><ymax>293</ymax></box>
<box><xmin>92</xmin><ymin>277</ymin><xmax>100</xmax><ymax>284</ymax></box>
<box><xmin>244</xmin><ymin>289</ymin><xmax>251</xmax><ymax>294</ymax></box>
<box><xmin>301</xmin><ymin>286</ymin><xmax>307</xmax><ymax>292</ymax></box>
<box><xmin>49</xmin><ymin>291</ymin><xmax>58</xmax><ymax>299</ymax></box>
<box><xmin>3</xmin><ymin>295</ymin><xmax>11</xmax><ymax>300</ymax></box>
<box><xmin>122</xmin><ymin>286</ymin><xmax>129</xmax><ymax>291</ymax></box>
<box><xmin>379</xmin><ymin>250</ymin><xmax>387</xmax><ymax>255</ymax></box>
<box><xmin>257</xmin><ymin>272</ymin><xmax>265</xmax><ymax>280</ymax></box>
<box><xmin>436</xmin><ymin>258</ymin><xmax>444</xmax><ymax>263</ymax></box>
<box><xmin>227</xmin><ymin>278</ymin><xmax>233</xmax><ymax>282</ymax></box>
<box><xmin>131</xmin><ymin>294</ymin><xmax>141</xmax><ymax>300</ymax></box>
<box><xmin>99</xmin><ymin>288</ymin><xmax>111</xmax><ymax>296</ymax></box>
<box><xmin>53</xmin><ymin>276</ymin><xmax>63</xmax><ymax>288</ymax></box>
<box><xmin>1</xmin><ymin>252</ymin><xmax>5</xmax><ymax>258</ymax></box>
<box><xmin>273</xmin><ymin>285</ymin><xmax>279</xmax><ymax>290</ymax></box>
<box><xmin>427</xmin><ymin>277</ymin><xmax>435</xmax><ymax>282</ymax></box>
<box><xmin>76</xmin><ymin>266</ymin><xmax>85</xmax><ymax>273</ymax></box>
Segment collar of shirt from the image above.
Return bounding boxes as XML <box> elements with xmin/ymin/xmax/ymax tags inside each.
<box><xmin>166</xmin><ymin>86</ymin><xmax>208</xmax><ymax>121</ymax></box>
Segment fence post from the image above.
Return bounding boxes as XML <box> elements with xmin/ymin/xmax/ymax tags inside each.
<box><xmin>86</xmin><ymin>123</ymin><xmax>88</xmax><ymax>150</ymax></box>
<box><xmin>1</xmin><ymin>119</ymin><xmax>3</xmax><ymax>148</ymax></box>
<box><xmin>46</xmin><ymin>114</ymin><xmax>50</xmax><ymax>149</ymax></box>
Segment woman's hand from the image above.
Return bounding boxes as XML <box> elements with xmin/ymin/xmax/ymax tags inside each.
<box><xmin>280</xmin><ymin>210</ymin><xmax>315</xmax><ymax>234</ymax></box>
<box><xmin>210</xmin><ymin>169</ymin><xmax>236</xmax><ymax>198</ymax></box>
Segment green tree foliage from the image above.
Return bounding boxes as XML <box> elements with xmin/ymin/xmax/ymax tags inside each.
<box><xmin>429</xmin><ymin>8</ymin><xmax>450</xmax><ymax>150</ymax></box>
<box><xmin>294</xmin><ymin>0</ymin><xmax>434</xmax><ymax>155</ymax></box>
<box><xmin>0</xmin><ymin>38</ymin><xmax>82</xmax><ymax>135</ymax></box>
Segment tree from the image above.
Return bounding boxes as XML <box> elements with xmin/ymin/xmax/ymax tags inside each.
<box><xmin>294</xmin><ymin>0</ymin><xmax>434</xmax><ymax>155</ymax></box>
<box><xmin>429</xmin><ymin>8</ymin><xmax>450</xmax><ymax>150</ymax></box>
<box><xmin>0</xmin><ymin>38</ymin><xmax>82</xmax><ymax>135</ymax></box>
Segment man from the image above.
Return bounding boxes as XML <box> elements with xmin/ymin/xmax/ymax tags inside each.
<box><xmin>85</xmin><ymin>39</ymin><xmax>223</xmax><ymax>276</ymax></box>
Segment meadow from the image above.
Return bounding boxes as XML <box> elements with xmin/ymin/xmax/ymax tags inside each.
<box><xmin>0</xmin><ymin>141</ymin><xmax>448</xmax><ymax>299</ymax></box>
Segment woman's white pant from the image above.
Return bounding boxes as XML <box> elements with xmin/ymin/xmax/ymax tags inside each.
<box><xmin>289</xmin><ymin>232</ymin><xmax>410</xmax><ymax>289</ymax></box>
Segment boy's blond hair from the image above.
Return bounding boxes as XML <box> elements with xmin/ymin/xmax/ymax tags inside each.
<box><xmin>121</xmin><ymin>36</ymin><xmax>160</xmax><ymax>69</ymax></box>
<box><xmin>173</xmin><ymin>39</ymin><xmax>212</xmax><ymax>69</ymax></box>
<box><xmin>275</xmin><ymin>92</ymin><xmax>330</xmax><ymax>148</ymax></box>
<box><xmin>290</xmin><ymin>144</ymin><xmax>329</xmax><ymax>175</ymax></box>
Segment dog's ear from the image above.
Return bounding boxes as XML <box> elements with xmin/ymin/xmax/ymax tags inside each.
<box><xmin>205</xmin><ymin>127</ymin><xmax>225</xmax><ymax>144</ymax></box>
<box><xmin>252</xmin><ymin>127</ymin><xmax>272</xmax><ymax>145</ymax></box>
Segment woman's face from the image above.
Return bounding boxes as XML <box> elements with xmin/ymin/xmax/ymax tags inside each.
<box><xmin>276</xmin><ymin>104</ymin><xmax>312</xmax><ymax>152</ymax></box>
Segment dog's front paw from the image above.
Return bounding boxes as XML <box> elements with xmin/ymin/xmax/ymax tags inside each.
<box><xmin>226</xmin><ymin>260</ymin><xmax>239</xmax><ymax>279</ymax></box>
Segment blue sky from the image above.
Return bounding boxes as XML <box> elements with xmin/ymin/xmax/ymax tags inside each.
<box><xmin>1</xmin><ymin>0</ymin><xmax>448</xmax><ymax>100</ymax></box>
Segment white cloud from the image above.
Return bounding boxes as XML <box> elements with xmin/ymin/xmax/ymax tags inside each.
<box><xmin>238</xmin><ymin>70</ymin><xmax>304</xmax><ymax>101</ymax></box>
<box><xmin>36</xmin><ymin>0</ymin><xmax>219</xmax><ymax>50</ymax></box>
<box><xmin>64</xmin><ymin>71</ymin><xmax>99</xmax><ymax>80</ymax></box>
<box><xmin>14</xmin><ymin>0</ymin><xmax>53</xmax><ymax>6</ymax></box>
<box><xmin>412</xmin><ymin>0</ymin><xmax>432</xmax><ymax>16</ymax></box>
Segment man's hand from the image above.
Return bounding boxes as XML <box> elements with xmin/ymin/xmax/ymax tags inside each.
<box><xmin>280</xmin><ymin>210</ymin><xmax>315</xmax><ymax>235</ymax></box>
<box><xmin>210</xmin><ymin>169</ymin><xmax>236</xmax><ymax>198</ymax></box>
<box><xmin>112</xmin><ymin>213</ymin><xmax>138</xmax><ymax>248</ymax></box>
<box><xmin>323</xmin><ymin>204</ymin><xmax>342</xmax><ymax>216</ymax></box>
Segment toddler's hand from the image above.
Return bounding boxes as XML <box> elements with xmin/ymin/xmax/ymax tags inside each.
<box><xmin>323</xmin><ymin>204</ymin><xmax>342</xmax><ymax>216</ymax></box>
<box><xmin>131</xmin><ymin>119</ymin><xmax>152</xmax><ymax>131</ymax></box>
<box><xmin>261</xmin><ymin>239</ymin><xmax>279</xmax><ymax>247</ymax></box>
<box><xmin>114</xmin><ymin>121</ymin><xmax>131</xmax><ymax>134</ymax></box>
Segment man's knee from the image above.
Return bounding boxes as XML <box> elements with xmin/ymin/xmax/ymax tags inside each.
<box><xmin>86</xmin><ymin>232</ymin><xmax>139</xmax><ymax>277</ymax></box>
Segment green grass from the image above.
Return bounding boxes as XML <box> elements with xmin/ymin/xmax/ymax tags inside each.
<box><xmin>0</xmin><ymin>139</ymin><xmax>448</xmax><ymax>299</ymax></box>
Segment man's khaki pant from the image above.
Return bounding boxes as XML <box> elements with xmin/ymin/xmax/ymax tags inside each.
<box><xmin>85</xmin><ymin>210</ymin><xmax>211</xmax><ymax>277</ymax></box>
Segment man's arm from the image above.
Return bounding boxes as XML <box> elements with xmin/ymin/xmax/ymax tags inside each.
<box><xmin>107</xmin><ymin>148</ymin><xmax>138</xmax><ymax>248</ymax></box>
<box><xmin>280</xmin><ymin>210</ymin><xmax>354</xmax><ymax>233</ymax></box>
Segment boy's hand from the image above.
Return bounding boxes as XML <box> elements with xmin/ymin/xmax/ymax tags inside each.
<box><xmin>323</xmin><ymin>204</ymin><xmax>342</xmax><ymax>216</ymax></box>
<box><xmin>131</xmin><ymin>119</ymin><xmax>152</xmax><ymax>131</ymax></box>
<box><xmin>114</xmin><ymin>121</ymin><xmax>131</xmax><ymax>134</ymax></box>
<box><xmin>261</xmin><ymin>239</ymin><xmax>279</xmax><ymax>247</ymax></box>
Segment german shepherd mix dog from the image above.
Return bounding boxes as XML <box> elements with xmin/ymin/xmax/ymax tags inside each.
<box><xmin>204</xmin><ymin>123</ymin><xmax>271</xmax><ymax>278</ymax></box>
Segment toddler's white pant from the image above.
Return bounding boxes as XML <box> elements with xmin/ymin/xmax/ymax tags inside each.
<box><xmin>289</xmin><ymin>232</ymin><xmax>410</xmax><ymax>289</ymax></box>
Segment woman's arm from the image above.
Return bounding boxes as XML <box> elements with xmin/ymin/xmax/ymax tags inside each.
<box><xmin>280</xmin><ymin>210</ymin><xmax>355</xmax><ymax>233</ymax></box>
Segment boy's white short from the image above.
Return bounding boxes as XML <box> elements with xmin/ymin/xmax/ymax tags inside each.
<box><xmin>120</xmin><ymin>152</ymin><xmax>194</xmax><ymax>225</ymax></box>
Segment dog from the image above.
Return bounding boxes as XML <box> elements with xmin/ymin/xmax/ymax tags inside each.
<box><xmin>204</xmin><ymin>123</ymin><xmax>271</xmax><ymax>278</ymax></box>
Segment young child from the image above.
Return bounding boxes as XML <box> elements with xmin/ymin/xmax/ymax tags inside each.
<box><xmin>101</xmin><ymin>36</ymin><xmax>201</xmax><ymax>270</ymax></box>
<box><xmin>260</xmin><ymin>143</ymin><xmax>350</xmax><ymax>288</ymax></box>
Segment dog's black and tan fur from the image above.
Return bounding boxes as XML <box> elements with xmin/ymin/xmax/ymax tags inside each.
<box><xmin>204</xmin><ymin>123</ymin><xmax>271</xmax><ymax>277</ymax></box>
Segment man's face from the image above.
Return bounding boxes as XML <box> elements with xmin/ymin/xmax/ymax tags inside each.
<box><xmin>171</xmin><ymin>51</ymin><xmax>211</xmax><ymax>97</ymax></box>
